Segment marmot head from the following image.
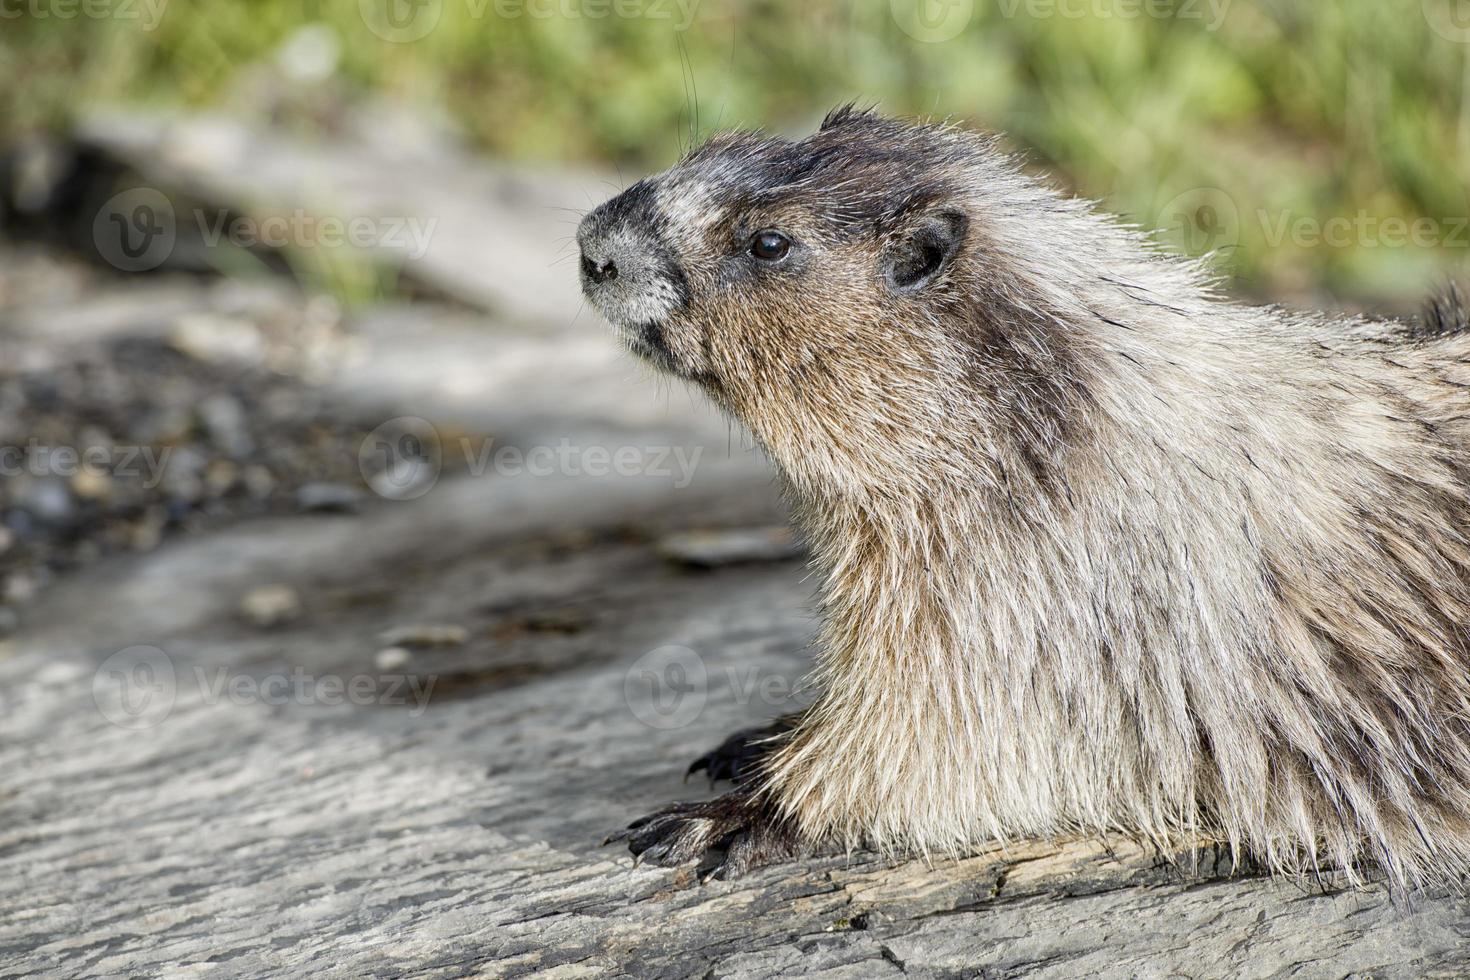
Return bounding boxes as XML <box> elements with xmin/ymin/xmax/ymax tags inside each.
<box><xmin>578</xmin><ymin>108</ymin><xmax>1095</xmax><ymax>496</ymax></box>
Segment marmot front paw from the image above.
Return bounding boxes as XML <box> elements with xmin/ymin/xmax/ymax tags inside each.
<box><xmin>606</xmin><ymin>790</ymin><xmax>809</xmax><ymax>880</ymax></box>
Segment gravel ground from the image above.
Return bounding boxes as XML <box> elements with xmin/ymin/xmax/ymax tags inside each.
<box><xmin>0</xmin><ymin>244</ymin><xmax>443</xmax><ymax>631</ymax></box>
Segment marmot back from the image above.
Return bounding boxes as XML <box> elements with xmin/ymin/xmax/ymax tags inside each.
<box><xmin>581</xmin><ymin>107</ymin><xmax>1470</xmax><ymax>889</ymax></box>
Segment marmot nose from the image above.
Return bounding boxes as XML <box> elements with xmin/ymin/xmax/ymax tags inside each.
<box><xmin>581</xmin><ymin>252</ymin><xmax>619</xmax><ymax>285</ymax></box>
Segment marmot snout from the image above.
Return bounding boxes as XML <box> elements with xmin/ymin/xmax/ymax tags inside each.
<box><xmin>583</xmin><ymin>106</ymin><xmax>1470</xmax><ymax>889</ymax></box>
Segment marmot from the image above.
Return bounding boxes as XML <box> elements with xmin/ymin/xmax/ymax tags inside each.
<box><xmin>578</xmin><ymin>106</ymin><xmax>1470</xmax><ymax>887</ymax></box>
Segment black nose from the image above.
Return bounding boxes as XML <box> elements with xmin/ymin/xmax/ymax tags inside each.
<box><xmin>581</xmin><ymin>253</ymin><xmax>618</xmax><ymax>284</ymax></box>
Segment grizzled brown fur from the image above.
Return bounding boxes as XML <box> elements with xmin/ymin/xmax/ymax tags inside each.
<box><xmin>582</xmin><ymin>107</ymin><xmax>1470</xmax><ymax>887</ymax></box>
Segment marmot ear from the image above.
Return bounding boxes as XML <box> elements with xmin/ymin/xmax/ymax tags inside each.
<box><xmin>881</xmin><ymin>210</ymin><xmax>969</xmax><ymax>293</ymax></box>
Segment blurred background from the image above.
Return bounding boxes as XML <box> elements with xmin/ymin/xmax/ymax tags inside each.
<box><xmin>6</xmin><ymin>4</ymin><xmax>1470</xmax><ymax>970</ymax></box>
<box><xmin>7</xmin><ymin>0</ymin><xmax>1470</xmax><ymax>300</ymax></box>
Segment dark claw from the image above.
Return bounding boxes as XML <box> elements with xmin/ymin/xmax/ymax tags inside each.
<box><xmin>607</xmin><ymin>791</ymin><xmax>808</xmax><ymax>878</ymax></box>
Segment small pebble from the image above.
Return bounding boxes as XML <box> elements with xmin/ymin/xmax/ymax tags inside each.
<box><xmin>169</xmin><ymin>313</ymin><xmax>266</xmax><ymax>366</ymax></box>
<box><xmin>162</xmin><ymin>447</ymin><xmax>209</xmax><ymax>504</ymax></box>
<box><xmin>296</xmin><ymin>482</ymin><xmax>365</xmax><ymax>513</ymax></box>
<box><xmin>19</xmin><ymin>478</ymin><xmax>76</xmax><ymax>526</ymax></box>
<box><xmin>374</xmin><ymin>646</ymin><xmax>411</xmax><ymax>671</ymax></box>
<box><xmin>71</xmin><ymin>468</ymin><xmax>113</xmax><ymax>502</ymax></box>
<box><xmin>35</xmin><ymin>660</ymin><xmax>87</xmax><ymax>685</ymax></box>
<box><xmin>240</xmin><ymin>584</ymin><xmax>302</xmax><ymax>628</ymax></box>
<box><xmin>199</xmin><ymin>394</ymin><xmax>255</xmax><ymax>458</ymax></box>
<box><xmin>130</xmin><ymin>512</ymin><xmax>165</xmax><ymax>552</ymax></box>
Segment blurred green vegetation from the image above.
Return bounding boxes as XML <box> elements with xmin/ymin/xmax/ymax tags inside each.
<box><xmin>4</xmin><ymin>0</ymin><xmax>1470</xmax><ymax>302</ymax></box>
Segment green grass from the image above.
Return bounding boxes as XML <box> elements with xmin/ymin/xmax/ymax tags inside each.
<box><xmin>4</xmin><ymin>0</ymin><xmax>1470</xmax><ymax>302</ymax></box>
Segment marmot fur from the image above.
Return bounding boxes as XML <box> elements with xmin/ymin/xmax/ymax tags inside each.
<box><xmin>580</xmin><ymin>107</ymin><xmax>1470</xmax><ymax>888</ymax></box>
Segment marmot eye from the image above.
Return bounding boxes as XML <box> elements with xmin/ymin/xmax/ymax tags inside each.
<box><xmin>749</xmin><ymin>230</ymin><xmax>791</xmax><ymax>261</ymax></box>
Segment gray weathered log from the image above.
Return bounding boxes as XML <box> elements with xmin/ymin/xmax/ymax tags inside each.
<box><xmin>3</xmin><ymin>115</ymin><xmax>1469</xmax><ymax>979</ymax></box>
<box><xmin>6</xmin><ymin>448</ymin><xmax>1470</xmax><ymax>978</ymax></box>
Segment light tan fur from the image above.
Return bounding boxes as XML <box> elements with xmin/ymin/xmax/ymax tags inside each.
<box><xmin>583</xmin><ymin>110</ymin><xmax>1470</xmax><ymax>888</ymax></box>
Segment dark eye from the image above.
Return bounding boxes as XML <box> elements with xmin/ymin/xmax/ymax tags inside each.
<box><xmin>749</xmin><ymin>230</ymin><xmax>791</xmax><ymax>261</ymax></box>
